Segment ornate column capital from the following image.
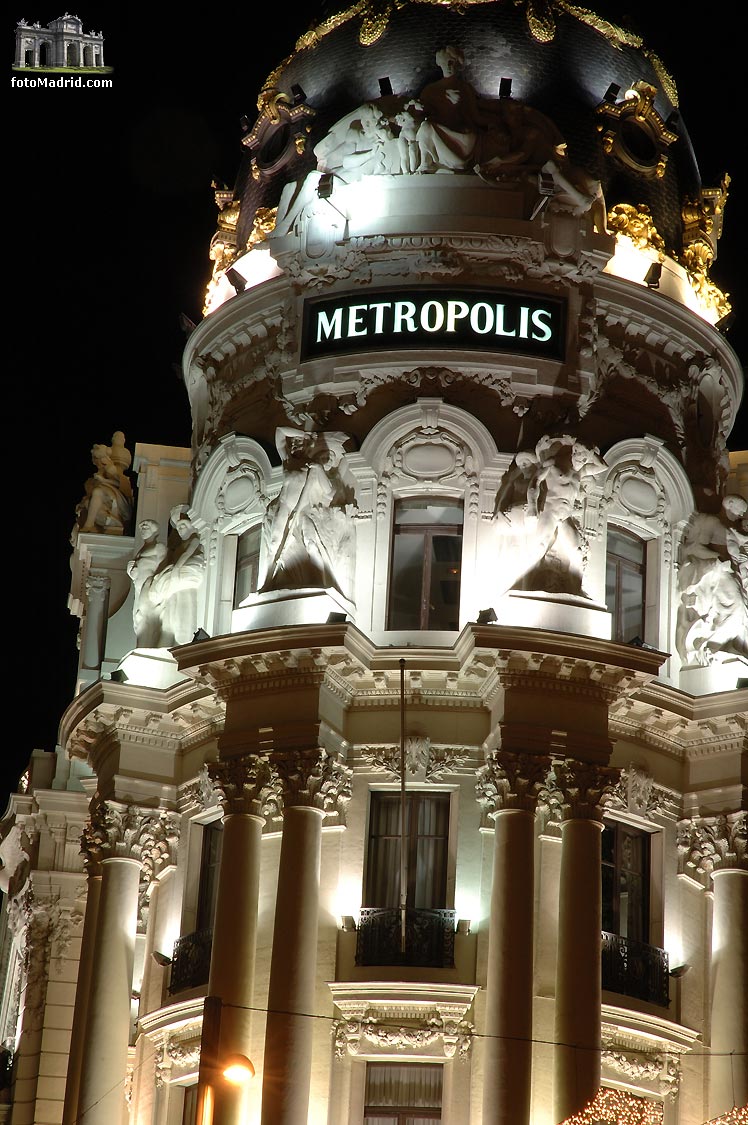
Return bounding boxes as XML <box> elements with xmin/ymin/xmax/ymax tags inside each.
<box><xmin>81</xmin><ymin>794</ymin><xmax>180</xmax><ymax>880</ymax></box>
<box><xmin>538</xmin><ymin>757</ymin><xmax>620</xmax><ymax>828</ymax></box>
<box><xmin>476</xmin><ymin>750</ymin><xmax>552</xmax><ymax>819</ymax></box>
<box><xmin>677</xmin><ymin>810</ymin><xmax>747</xmax><ymax>884</ymax></box>
<box><xmin>272</xmin><ymin>747</ymin><xmax>352</xmax><ymax>820</ymax></box>
<box><xmin>207</xmin><ymin>752</ymin><xmax>281</xmax><ymax>819</ymax></box>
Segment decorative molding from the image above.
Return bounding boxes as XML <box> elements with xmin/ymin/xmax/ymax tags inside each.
<box><xmin>272</xmin><ymin>748</ymin><xmax>352</xmax><ymax>820</ymax></box>
<box><xmin>332</xmin><ymin>1012</ymin><xmax>473</xmax><ymax>1061</ymax></box>
<box><xmin>359</xmin><ymin>739</ymin><xmax>472</xmax><ymax>782</ymax></box>
<box><xmin>537</xmin><ymin>757</ymin><xmax>620</xmax><ymax>822</ymax></box>
<box><xmin>604</xmin><ymin>765</ymin><xmax>680</xmax><ymax>822</ymax></box>
<box><xmin>476</xmin><ymin>751</ymin><xmax>552</xmax><ymax>818</ymax></box>
<box><xmin>207</xmin><ymin>753</ymin><xmax>281</xmax><ymax>819</ymax></box>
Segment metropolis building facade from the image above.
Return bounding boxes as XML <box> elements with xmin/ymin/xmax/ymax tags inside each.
<box><xmin>1</xmin><ymin>2</ymin><xmax>746</xmax><ymax>1124</ymax></box>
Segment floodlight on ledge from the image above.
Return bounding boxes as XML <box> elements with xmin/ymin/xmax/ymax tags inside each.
<box><xmin>222</xmin><ymin>1054</ymin><xmax>256</xmax><ymax>1085</ymax></box>
<box><xmin>477</xmin><ymin>608</ymin><xmax>498</xmax><ymax>624</ymax></box>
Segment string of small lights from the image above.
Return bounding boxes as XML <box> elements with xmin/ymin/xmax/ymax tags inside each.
<box><xmin>560</xmin><ymin>1086</ymin><xmax>664</xmax><ymax>1124</ymax></box>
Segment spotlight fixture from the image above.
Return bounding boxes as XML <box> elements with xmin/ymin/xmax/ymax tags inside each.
<box><xmin>341</xmin><ymin>915</ymin><xmax>357</xmax><ymax>932</ymax></box>
<box><xmin>665</xmin><ymin>110</ymin><xmax>679</xmax><ymax>131</ymax></box>
<box><xmin>669</xmin><ymin>963</ymin><xmax>690</xmax><ymax>978</ymax></box>
<box><xmin>498</xmin><ymin>76</ymin><xmax>512</xmax><ymax>99</ymax></box>
<box><xmin>603</xmin><ymin>82</ymin><xmax>621</xmax><ymax>102</ymax></box>
<box><xmin>239</xmin><ymin>114</ymin><xmax>250</xmax><ymax>133</ymax></box>
<box><xmin>317</xmin><ymin>172</ymin><xmax>335</xmax><ymax>200</ymax></box>
<box><xmin>456</xmin><ymin>918</ymin><xmax>472</xmax><ymax>935</ymax></box>
<box><xmin>644</xmin><ymin>261</ymin><xmax>662</xmax><ymax>289</ymax></box>
<box><xmin>529</xmin><ymin>170</ymin><xmax>556</xmax><ymax>220</ymax></box>
<box><xmin>225</xmin><ymin>267</ymin><xmax>246</xmax><ymax>294</ymax></box>
<box><xmin>327</xmin><ymin>612</ymin><xmax>348</xmax><ymax>624</ymax></box>
<box><xmin>109</xmin><ymin>669</ymin><xmax>129</xmax><ymax>683</ymax></box>
<box><xmin>291</xmin><ymin>83</ymin><xmax>306</xmax><ymax>104</ymax></box>
<box><xmin>716</xmin><ymin>310</ymin><xmax>735</xmax><ymax>332</ymax></box>
<box><xmin>151</xmin><ymin>950</ymin><xmax>172</xmax><ymax>967</ymax></box>
<box><xmin>222</xmin><ymin>1054</ymin><xmax>256</xmax><ymax>1085</ymax></box>
<box><xmin>477</xmin><ymin>607</ymin><xmax>498</xmax><ymax>624</ymax></box>
<box><xmin>192</xmin><ymin>628</ymin><xmax>211</xmax><ymax>643</ymax></box>
<box><xmin>378</xmin><ymin>76</ymin><xmax>393</xmax><ymax>97</ymax></box>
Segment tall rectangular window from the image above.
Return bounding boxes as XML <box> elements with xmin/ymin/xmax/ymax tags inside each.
<box><xmin>602</xmin><ymin>820</ymin><xmax>649</xmax><ymax>942</ymax></box>
<box><xmin>388</xmin><ymin>500</ymin><xmax>463</xmax><ymax>630</ymax></box>
<box><xmin>365</xmin><ymin>793</ymin><xmax>450</xmax><ymax>911</ymax></box>
<box><xmin>196</xmin><ymin>820</ymin><xmax>223</xmax><ymax>932</ymax></box>
<box><xmin>605</xmin><ymin>528</ymin><xmax>646</xmax><ymax>643</ymax></box>
<box><xmin>364</xmin><ymin>1062</ymin><xmax>443</xmax><ymax>1122</ymax></box>
<box><xmin>233</xmin><ymin>525</ymin><xmax>262</xmax><ymax>607</ymax></box>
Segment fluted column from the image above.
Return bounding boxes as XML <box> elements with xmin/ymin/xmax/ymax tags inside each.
<box><xmin>478</xmin><ymin>751</ymin><xmax>549</xmax><ymax>1125</ymax></box>
<box><xmin>547</xmin><ymin>760</ymin><xmax>617</xmax><ymax>1124</ymax></box>
<box><xmin>196</xmin><ymin>753</ymin><xmax>277</xmax><ymax>1125</ymax></box>
<box><xmin>76</xmin><ymin>799</ymin><xmax>179</xmax><ymax>1125</ymax></box>
<box><xmin>261</xmin><ymin>748</ymin><xmax>351</xmax><ymax>1125</ymax></box>
<box><xmin>679</xmin><ymin>811</ymin><xmax>748</xmax><ymax>1119</ymax></box>
<box><xmin>62</xmin><ymin>841</ymin><xmax>103</xmax><ymax>1125</ymax></box>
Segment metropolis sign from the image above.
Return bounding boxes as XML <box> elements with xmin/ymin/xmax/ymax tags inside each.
<box><xmin>301</xmin><ymin>287</ymin><xmax>566</xmax><ymax>362</ymax></box>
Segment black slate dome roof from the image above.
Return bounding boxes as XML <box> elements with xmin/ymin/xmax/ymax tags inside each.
<box><xmin>234</xmin><ymin>0</ymin><xmax>701</xmax><ymax>255</ymax></box>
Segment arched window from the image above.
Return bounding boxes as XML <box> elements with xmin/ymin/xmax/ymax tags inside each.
<box><xmin>605</xmin><ymin>527</ymin><xmax>647</xmax><ymax>644</ymax></box>
<box><xmin>387</xmin><ymin>499</ymin><xmax>463</xmax><ymax>630</ymax></box>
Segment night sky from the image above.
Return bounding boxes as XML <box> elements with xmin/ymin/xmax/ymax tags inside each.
<box><xmin>7</xmin><ymin>3</ymin><xmax>746</xmax><ymax>806</ymax></box>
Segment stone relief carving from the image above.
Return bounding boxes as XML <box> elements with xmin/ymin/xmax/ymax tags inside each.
<box><xmin>260</xmin><ymin>427</ymin><xmax>357</xmax><ymax>599</ymax></box>
<box><xmin>311</xmin><ymin>46</ymin><xmax>605</xmax><ymax>229</ymax></box>
<box><xmin>360</xmin><ymin>739</ymin><xmax>471</xmax><ymax>782</ymax></box>
<box><xmin>493</xmin><ymin>434</ymin><xmax>607</xmax><ymax>597</ymax></box>
<box><xmin>333</xmin><ymin>1013</ymin><xmax>473</xmax><ymax>1061</ymax></box>
<box><xmin>604</xmin><ymin>765</ymin><xmax>679</xmax><ymax>821</ymax></box>
<box><xmin>127</xmin><ymin>506</ymin><xmax>207</xmax><ymax>648</ymax></box>
<box><xmin>676</xmin><ymin>495</ymin><xmax>748</xmax><ymax>667</ymax></box>
<box><xmin>537</xmin><ymin>758</ymin><xmax>620</xmax><ymax>823</ymax></box>
<box><xmin>84</xmin><ymin>796</ymin><xmax>180</xmax><ymax>878</ymax></box>
<box><xmin>476</xmin><ymin>751</ymin><xmax>552</xmax><ymax>820</ymax></box>
<box><xmin>73</xmin><ymin>431</ymin><xmax>133</xmax><ymax>538</ymax></box>
<box><xmin>208</xmin><ymin>754</ymin><xmax>281</xmax><ymax>819</ymax></box>
<box><xmin>272</xmin><ymin>748</ymin><xmax>353</xmax><ymax>819</ymax></box>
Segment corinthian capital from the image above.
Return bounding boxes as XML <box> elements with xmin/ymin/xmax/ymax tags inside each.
<box><xmin>677</xmin><ymin>811</ymin><xmax>747</xmax><ymax>882</ymax></box>
<box><xmin>538</xmin><ymin>757</ymin><xmax>620</xmax><ymax>822</ymax></box>
<box><xmin>273</xmin><ymin>748</ymin><xmax>352</xmax><ymax>819</ymax></box>
<box><xmin>476</xmin><ymin>751</ymin><xmax>552</xmax><ymax>817</ymax></box>
<box><xmin>82</xmin><ymin>794</ymin><xmax>180</xmax><ymax>878</ymax></box>
<box><xmin>208</xmin><ymin>753</ymin><xmax>281</xmax><ymax>819</ymax></box>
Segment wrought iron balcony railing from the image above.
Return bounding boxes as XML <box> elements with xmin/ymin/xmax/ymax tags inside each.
<box><xmin>356</xmin><ymin>907</ymin><xmax>456</xmax><ymax>968</ymax></box>
<box><xmin>601</xmin><ymin>931</ymin><xmax>670</xmax><ymax>1007</ymax></box>
<box><xmin>169</xmin><ymin>928</ymin><xmax>213</xmax><ymax>994</ymax></box>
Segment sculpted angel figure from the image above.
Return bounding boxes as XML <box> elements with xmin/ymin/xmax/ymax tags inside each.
<box><xmin>260</xmin><ymin>428</ymin><xmax>357</xmax><ymax>599</ymax></box>
<box><xmin>494</xmin><ymin>434</ymin><xmax>607</xmax><ymax>596</ymax></box>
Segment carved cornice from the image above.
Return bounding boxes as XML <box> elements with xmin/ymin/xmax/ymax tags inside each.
<box><xmin>177</xmin><ymin>766</ymin><xmax>222</xmax><ymax>815</ymax></box>
<box><xmin>476</xmin><ymin>750</ymin><xmax>552</xmax><ymax>817</ymax></box>
<box><xmin>677</xmin><ymin>811</ymin><xmax>747</xmax><ymax>883</ymax></box>
<box><xmin>610</xmin><ymin>693</ymin><xmax>747</xmax><ymax>760</ymax></box>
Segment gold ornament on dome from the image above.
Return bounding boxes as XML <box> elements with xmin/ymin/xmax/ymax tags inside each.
<box><xmin>595</xmin><ymin>81</ymin><xmax>678</xmax><ymax>178</ymax></box>
<box><xmin>607</xmin><ymin>203</ymin><xmax>665</xmax><ymax>258</ymax></box>
<box><xmin>246</xmin><ymin>206</ymin><xmax>278</xmax><ymax>251</ymax></box>
<box><xmin>243</xmin><ymin>87</ymin><xmax>316</xmax><ymax>183</ymax></box>
<box><xmin>262</xmin><ymin>0</ymin><xmax>648</xmax><ymax>94</ymax></box>
<box><xmin>679</xmin><ymin>175</ymin><xmax>731</xmax><ymax>322</ymax></box>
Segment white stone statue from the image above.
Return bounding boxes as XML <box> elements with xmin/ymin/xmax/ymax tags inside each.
<box><xmin>493</xmin><ymin>434</ymin><xmax>607</xmax><ymax>597</ymax></box>
<box><xmin>126</xmin><ymin>519</ymin><xmax>167</xmax><ymax>648</ymax></box>
<box><xmin>75</xmin><ymin>431</ymin><xmax>133</xmax><ymax>536</ymax></box>
<box><xmin>260</xmin><ymin>428</ymin><xmax>357</xmax><ymax>599</ymax></box>
<box><xmin>677</xmin><ymin>495</ymin><xmax>748</xmax><ymax>665</ymax></box>
<box><xmin>134</xmin><ymin>507</ymin><xmax>206</xmax><ymax>648</ymax></box>
<box><xmin>314</xmin><ymin>102</ymin><xmax>400</xmax><ymax>179</ymax></box>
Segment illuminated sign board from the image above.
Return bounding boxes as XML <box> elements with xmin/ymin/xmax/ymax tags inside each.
<box><xmin>301</xmin><ymin>287</ymin><xmax>566</xmax><ymax>362</ymax></box>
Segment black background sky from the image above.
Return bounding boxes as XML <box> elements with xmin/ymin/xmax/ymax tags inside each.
<box><xmin>7</xmin><ymin>2</ymin><xmax>746</xmax><ymax>806</ymax></box>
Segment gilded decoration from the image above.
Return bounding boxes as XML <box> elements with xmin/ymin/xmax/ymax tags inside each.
<box><xmin>607</xmin><ymin>203</ymin><xmax>665</xmax><ymax>258</ymax></box>
<box><xmin>679</xmin><ymin>176</ymin><xmax>732</xmax><ymax>322</ymax></box>
<box><xmin>596</xmin><ymin>81</ymin><xmax>678</xmax><ymax>179</ymax></box>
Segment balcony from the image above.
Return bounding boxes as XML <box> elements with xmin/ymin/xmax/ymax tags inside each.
<box><xmin>356</xmin><ymin>907</ymin><xmax>456</xmax><ymax>968</ymax></box>
<box><xmin>169</xmin><ymin>928</ymin><xmax>213</xmax><ymax>994</ymax></box>
<box><xmin>601</xmin><ymin>931</ymin><xmax>670</xmax><ymax>1007</ymax></box>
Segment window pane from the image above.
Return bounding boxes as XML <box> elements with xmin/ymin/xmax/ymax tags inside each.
<box><xmin>619</xmin><ymin>566</ymin><xmax>644</xmax><ymax>643</ymax></box>
<box><xmin>428</xmin><ymin>535</ymin><xmax>461</xmax><ymax>629</ymax></box>
<box><xmin>196</xmin><ymin>821</ymin><xmax>223</xmax><ymax>931</ymax></box>
<box><xmin>608</xmin><ymin>528</ymin><xmax>646</xmax><ymax>564</ymax></box>
<box><xmin>395</xmin><ymin>501</ymin><xmax>463</xmax><ymax>526</ymax></box>
<box><xmin>365</xmin><ymin>1063</ymin><xmax>443</xmax><ymax>1107</ymax></box>
<box><xmin>234</xmin><ymin>525</ymin><xmax>262</xmax><ymax>607</ymax></box>
<box><xmin>390</xmin><ymin>531</ymin><xmax>427</xmax><ymax>629</ymax></box>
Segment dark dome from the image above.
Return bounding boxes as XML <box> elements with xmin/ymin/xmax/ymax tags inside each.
<box><xmin>235</xmin><ymin>0</ymin><xmax>700</xmax><ymax>253</ymax></box>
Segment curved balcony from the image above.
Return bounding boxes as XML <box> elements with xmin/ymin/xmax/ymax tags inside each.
<box><xmin>169</xmin><ymin>928</ymin><xmax>213</xmax><ymax>994</ymax></box>
<box><xmin>602</xmin><ymin>931</ymin><xmax>670</xmax><ymax>1007</ymax></box>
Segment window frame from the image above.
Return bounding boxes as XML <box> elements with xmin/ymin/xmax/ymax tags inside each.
<box><xmin>386</xmin><ymin>497</ymin><xmax>464</xmax><ymax>631</ymax></box>
<box><xmin>605</xmin><ymin>525</ymin><xmax>648</xmax><ymax>644</ymax></box>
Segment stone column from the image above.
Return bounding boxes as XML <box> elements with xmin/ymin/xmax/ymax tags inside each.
<box><xmin>80</xmin><ymin>573</ymin><xmax>111</xmax><ymax>675</ymax></box>
<box><xmin>680</xmin><ymin>811</ymin><xmax>748</xmax><ymax>1119</ymax></box>
<box><xmin>261</xmin><ymin>748</ymin><xmax>351</xmax><ymax>1125</ymax></box>
<box><xmin>547</xmin><ymin>759</ymin><xmax>617</xmax><ymax>1125</ymax></box>
<box><xmin>195</xmin><ymin>754</ymin><xmax>277</xmax><ymax>1125</ymax></box>
<box><xmin>62</xmin><ymin>842</ymin><xmax>103</xmax><ymax>1125</ymax></box>
<box><xmin>477</xmin><ymin>751</ymin><xmax>549</xmax><ymax>1125</ymax></box>
<box><xmin>77</xmin><ymin>800</ymin><xmax>179</xmax><ymax>1125</ymax></box>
